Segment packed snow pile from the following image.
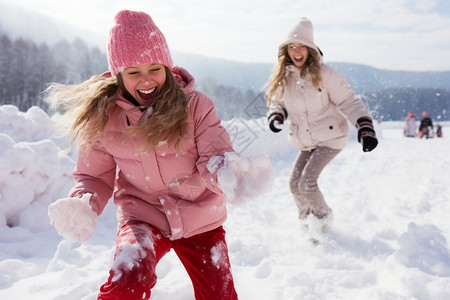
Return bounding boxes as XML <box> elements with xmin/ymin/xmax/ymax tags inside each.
<box><xmin>0</xmin><ymin>105</ymin><xmax>74</xmax><ymax>230</ymax></box>
<box><xmin>394</xmin><ymin>222</ymin><xmax>450</xmax><ymax>276</ymax></box>
<box><xmin>1</xmin><ymin>104</ymin><xmax>450</xmax><ymax>300</ymax></box>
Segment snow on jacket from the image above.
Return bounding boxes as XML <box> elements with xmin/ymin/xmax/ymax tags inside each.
<box><xmin>69</xmin><ymin>66</ymin><xmax>233</xmax><ymax>240</ymax></box>
<box><xmin>267</xmin><ymin>64</ymin><xmax>372</xmax><ymax>150</ymax></box>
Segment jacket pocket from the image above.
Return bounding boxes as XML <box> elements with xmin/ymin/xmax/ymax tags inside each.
<box><xmin>289</xmin><ymin>122</ymin><xmax>299</xmax><ymax>139</ymax></box>
<box><xmin>314</xmin><ymin>116</ymin><xmax>346</xmax><ymax>142</ymax></box>
<box><xmin>288</xmin><ymin>122</ymin><xmax>309</xmax><ymax>149</ymax></box>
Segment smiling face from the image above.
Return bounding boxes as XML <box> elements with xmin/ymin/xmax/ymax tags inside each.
<box><xmin>121</xmin><ymin>63</ymin><xmax>167</xmax><ymax>105</ymax></box>
<box><xmin>287</xmin><ymin>43</ymin><xmax>309</xmax><ymax>68</ymax></box>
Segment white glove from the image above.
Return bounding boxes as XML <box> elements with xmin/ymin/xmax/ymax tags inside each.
<box><xmin>217</xmin><ymin>152</ymin><xmax>274</xmax><ymax>205</ymax></box>
<box><xmin>48</xmin><ymin>193</ymin><xmax>98</xmax><ymax>243</ymax></box>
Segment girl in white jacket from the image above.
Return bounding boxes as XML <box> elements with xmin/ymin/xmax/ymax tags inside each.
<box><xmin>266</xmin><ymin>18</ymin><xmax>378</xmax><ymax>224</ymax></box>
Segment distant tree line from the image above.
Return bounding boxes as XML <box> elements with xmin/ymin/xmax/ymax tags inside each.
<box><xmin>361</xmin><ymin>88</ymin><xmax>450</xmax><ymax>122</ymax></box>
<box><xmin>196</xmin><ymin>77</ymin><xmax>261</xmax><ymax>120</ymax></box>
<box><xmin>0</xmin><ymin>31</ymin><xmax>261</xmax><ymax>120</ymax></box>
<box><xmin>1</xmin><ymin>31</ymin><xmax>448</xmax><ymax>122</ymax></box>
<box><xmin>0</xmin><ymin>33</ymin><xmax>107</xmax><ymax>111</ymax></box>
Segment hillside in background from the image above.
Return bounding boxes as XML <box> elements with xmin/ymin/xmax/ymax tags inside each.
<box><xmin>363</xmin><ymin>88</ymin><xmax>450</xmax><ymax>122</ymax></box>
<box><xmin>173</xmin><ymin>51</ymin><xmax>450</xmax><ymax>121</ymax></box>
<box><xmin>328</xmin><ymin>62</ymin><xmax>450</xmax><ymax>94</ymax></box>
<box><xmin>173</xmin><ymin>51</ymin><xmax>450</xmax><ymax>95</ymax></box>
<box><xmin>1</xmin><ymin>1</ymin><xmax>449</xmax><ymax>121</ymax></box>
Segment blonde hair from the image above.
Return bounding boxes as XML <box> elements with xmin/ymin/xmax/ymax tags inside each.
<box><xmin>44</xmin><ymin>66</ymin><xmax>189</xmax><ymax>153</ymax></box>
<box><xmin>265</xmin><ymin>45</ymin><xmax>322</xmax><ymax>106</ymax></box>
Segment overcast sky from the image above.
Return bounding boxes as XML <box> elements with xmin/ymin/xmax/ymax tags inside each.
<box><xmin>6</xmin><ymin>0</ymin><xmax>450</xmax><ymax>71</ymax></box>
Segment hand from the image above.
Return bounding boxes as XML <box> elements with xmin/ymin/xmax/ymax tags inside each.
<box><xmin>48</xmin><ymin>193</ymin><xmax>98</xmax><ymax>243</ymax></box>
<box><xmin>356</xmin><ymin>117</ymin><xmax>378</xmax><ymax>152</ymax></box>
<box><xmin>268</xmin><ymin>113</ymin><xmax>284</xmax><ymax>132</ymax></box>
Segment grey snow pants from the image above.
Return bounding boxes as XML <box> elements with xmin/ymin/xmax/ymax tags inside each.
<box><xmin>289</xmin><ymin>146</ymin><xmax>341</xmax><ymax>219</ymax></box>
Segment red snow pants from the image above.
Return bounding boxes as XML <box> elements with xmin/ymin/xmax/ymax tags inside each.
<box><xmin>97</xmin><ymin>220</ymin><xmax>238</xmax><ymax>300</ymax></box>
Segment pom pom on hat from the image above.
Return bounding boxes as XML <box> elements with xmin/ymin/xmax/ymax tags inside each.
<box><xmin>107</xmin><ymin>10</ymin><xmax>173</xmax><ymax>76</ymax></box>
<box><xmin>279</xmin><ymin>18</ymin><xmax>322</xmax><ymax>59</ymax></box>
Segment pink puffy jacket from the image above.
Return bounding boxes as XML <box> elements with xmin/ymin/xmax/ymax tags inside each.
<box><xmin>69</xmin><ymin>66</ymin><xmax>233</xmax><ymax>240</ymax></box>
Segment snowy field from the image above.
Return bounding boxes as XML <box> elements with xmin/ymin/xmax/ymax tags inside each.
<box><xmin>1</xmin><ymin>104</ymin><xmax>450</xmax><ymax>300</ymax></box>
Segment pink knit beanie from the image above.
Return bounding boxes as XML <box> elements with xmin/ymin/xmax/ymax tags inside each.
<box><xmin>279</xmin><ymin>18</ymin><xmax>322</xmax><ymax>59</ymax></box>
<box><xmin>107</xmin><ymin>10</ymin><xmax>173</xmax><ymax>76</ymax></box>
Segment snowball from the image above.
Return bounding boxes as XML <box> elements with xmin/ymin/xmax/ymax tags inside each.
<box><xmin>217</xmin><ymin>152</ymin><xmax>274</xmax><ymax>205</ymax></box>
<box><xmin>48</xmin><ymin>194</ymin><xmax>98</xmax><ymax>243</ymax></box>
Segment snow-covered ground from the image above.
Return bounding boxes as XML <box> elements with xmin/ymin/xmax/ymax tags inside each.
<box><xmin>1</xmin><ymin>104</ymin><xmax>450</xmax><ymax>300</ymax></box>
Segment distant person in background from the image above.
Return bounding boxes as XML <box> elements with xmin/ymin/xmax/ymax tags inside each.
<box><xmin>436</xmin><ymin>123</ymin><xmax>443</xmax><ymax>138</ymax></box>
<box><xmin>419</xmin><ymin>111</ymin><xmax>434</xmax><ymax>139</ymax></box>
<box><xmin>404</xmin><ymin>112</ymin><xmax>416</xmax><ymax>137</ymax></box>
<box><xmin>265</xmin><ymin>18</ymin><xmax>378</xmax><ymax>230</ymax></box>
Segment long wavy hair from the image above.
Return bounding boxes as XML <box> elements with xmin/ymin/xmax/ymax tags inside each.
<box><xmin>44</xmin><ymin>66</ymin><xmax>189</xmax><ymax>153</ymax></box>
<box><xmin>265</xmin><ymin>45</ymin><xmax>322</xmax><ymax>106</ymax></box>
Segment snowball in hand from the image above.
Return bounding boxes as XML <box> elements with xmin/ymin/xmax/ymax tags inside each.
<box><xmin>216</xmin><ymin>152</ymin><xmax>274</xmax><ymax>205</ymax></box>
<box><xmin>48</xmin><ymin>193</ymin><xmax>98</xmax><ymax>243</ymax></box>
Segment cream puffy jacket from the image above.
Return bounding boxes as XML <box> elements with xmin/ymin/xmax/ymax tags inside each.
<box><xmin>267</xmin><ymin>64</ymin><xmax>372</xmax><ymax>150</ymax></box>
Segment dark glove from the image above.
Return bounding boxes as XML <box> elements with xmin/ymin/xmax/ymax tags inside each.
<box><xmin>356</xmin><ymin>117</ymin><xmax>378</xmax><ymax>152</ymax></box>
<box><xmin>268</xmin><ymin>113</ymin><xmax>284</xmax><ymax>133</ymax></box>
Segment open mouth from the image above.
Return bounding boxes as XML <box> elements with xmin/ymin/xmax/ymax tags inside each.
<box><xmin>294</xmin><ymin>56</ymin><xmax>304</xmax><ymax>63</ymax></box>
<box><xmin>137</xmin><ymin>87</ymin><xmax>157</xmax><ymax>102</ymax></box>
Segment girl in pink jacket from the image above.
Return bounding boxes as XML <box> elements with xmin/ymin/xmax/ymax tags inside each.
<box><xmin>46</xmin><ymin>10</ymin><xmax>238</xmax><ymax>300</ymax></box>
<box><xmin>266</xmin><ymin>18</ymin><xmax>378</xmax><ymax>229</ymax></box>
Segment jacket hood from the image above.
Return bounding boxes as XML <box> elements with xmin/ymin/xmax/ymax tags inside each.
<box><xmin>172</xmin><ymin>65</ymin><xmax>195</xmax><ymax>93</ymax></box>
<box><xmin>279</xmin><ymin>18</ymin><xmax>323</xmax><ymax>62</ymax></box>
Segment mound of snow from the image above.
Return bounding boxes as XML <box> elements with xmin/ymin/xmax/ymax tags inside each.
<box><xmin>0</xmin><ymin>105</ymin><xmax>74</xmax><ymax>229</ymax></box>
